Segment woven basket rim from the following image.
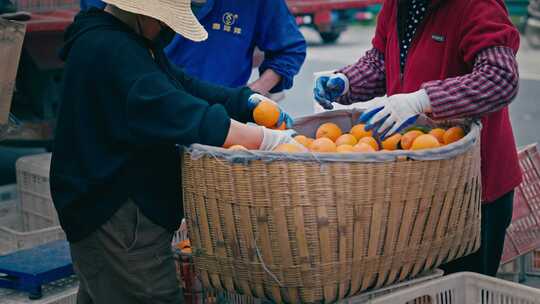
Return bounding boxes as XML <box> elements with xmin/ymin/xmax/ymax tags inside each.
<box><xmin>185</xmin><ymin>111</ymin><xmax>481</xmax><ymax>163</ymax></box>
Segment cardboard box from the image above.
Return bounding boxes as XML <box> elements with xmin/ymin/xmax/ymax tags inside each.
<box><xmin>0</xmin><ymin>19</ymin><xmax>26</xmax><ymax>124</ymax></box>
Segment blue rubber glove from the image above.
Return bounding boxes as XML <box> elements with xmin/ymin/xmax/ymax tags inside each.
<box><xmin>358</xmin><ymin>90</ymin><xmax>432</xmax><ymax>140</ymax></box>
<box><xmin>248</xmin><ymin>94</ymin><xmax>294</xmax><ymax>128</ymax></box>
<box><xmin>313</xmin><ymin>73</ymin><xmax>349</xmax><ymax>110</ymax></box>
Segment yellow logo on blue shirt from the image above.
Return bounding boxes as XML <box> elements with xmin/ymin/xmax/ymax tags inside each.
<box><xmin>223</xmin><ymin>13</ymin><xmax>237</xmax><ymax>26</ymax></box>
<box><xmin>212</xmin><ymin>12</ymin><xmax>242</xmax><ymax>35</ymax></box>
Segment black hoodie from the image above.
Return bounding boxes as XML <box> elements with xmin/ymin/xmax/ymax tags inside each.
<box><xmin>50</xmin><ymin>9</ymin><xmax>254</xmax><ymax>242</ymax></box>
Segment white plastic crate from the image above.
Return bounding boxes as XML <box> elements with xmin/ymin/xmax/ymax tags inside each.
<box><xmin>0</xmin><ymin>184</ymin><xmax>18</xmax><ymax>226</ymax></box>
<box><xmin>0</xmin><ymin>276</ymin><xmax>77</xmax><ymax>304</ymax></box>
<box><xmin>0</xmin><ymin>199</ymin><xmax>65</xmax><ymax>255</ymax></box>
<box><xmin>15</xmin><ymin>153</ymin><xmax>59</xmax><ymax>231</ymax></box>
<box><xmin>370</xmin><ymin>272</ymin><xmax>540</xmax><ymax>304</ymax></box>
<box><xmin>340</xmin><ymin>269</ymin><xmax>444</xmax><ymax>303</ymax></box>
<box><xmin>206</xmin><ymin>270</ymin><xmax>444</xmax><ymax>304</ymax></box>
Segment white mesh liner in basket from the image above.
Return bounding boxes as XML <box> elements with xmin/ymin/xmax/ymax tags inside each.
<box><xmin>187</xmin><ymin>109</ymin><xmax>481</xmax><ymax>163</ymax></box>
<box><xmin>370</xmin><ymin>272</ymin><xmax>540</xmax><ymax>304</ymax></box>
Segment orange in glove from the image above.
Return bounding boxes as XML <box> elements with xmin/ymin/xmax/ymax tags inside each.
<box><xmin>249</xmin><ymin>94</ymin><xmax>293</xmax><ymax>129</ymax></box>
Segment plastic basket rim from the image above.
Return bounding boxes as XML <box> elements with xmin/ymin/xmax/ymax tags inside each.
<box><xmin>15</xmin><ymin>153</ymin><xmax>51</xmax><ymax>176</ymax></box>
<box><xmin>371</xmin><ymin>272</ymin><xmax>540</xmax><ymax>303</ymax></box>
<box><xmin>0</xmin><ymin>224</ymin><xmax>63</xmax><ymax>236</ymax></box>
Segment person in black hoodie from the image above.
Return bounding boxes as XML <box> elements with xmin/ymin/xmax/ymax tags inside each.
<box><xmin>50</xmin><ymin>0</ymin><xmax>300</xmax><ymax>302</ymax></box>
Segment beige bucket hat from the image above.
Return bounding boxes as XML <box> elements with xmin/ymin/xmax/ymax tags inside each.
<box><xmin>102</xmin><ymin>0</ymin><xmax>208</xmax><ymax>42</ymax></box>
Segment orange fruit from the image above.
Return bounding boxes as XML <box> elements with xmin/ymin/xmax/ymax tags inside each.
<box><xmin>316</xmin><ymin>123</ymin><xmax>343</xmax><ymax>142</ymax></box>
<box><xmin>294</xmin><ymin>135</ymin><xmax>314</xmax><ymax>148</ymax></box>
<box><xmin>381</xmin><ymin>133</ymin><xmax>402</xmax><ymax>151</ymax></box>
<box><xmin>336</xmin><ymin>144</ymin><xmax>355</xmax><ymax>153</ymax></box>
<box><xmin>358</xmin><ymin>136</ymin><xmax>379</xmax><ymax>151</ymax></box>
<box><xmin>335</xmin><ymin>134</ymin><xmax>358</xmax><ymax>146</ymax></box>
<box><xmin>401</xmin><ymin>130</ymin><xmax>424</xmax><ymax>150</ymax></box>
<box><xmin>443</xmin><ymin>127</ymin><xmax>465</xmax><ymax>145</ymax></box>
<box><xmin>353</xmin><ymin>142</ymin><xmax>376</xmax><ymax>153</ymax></box>
<box><xmin>309</xmin><ymin>137</ymin><xmax>337</xmax><ymax>153</ymax></box>
<box><xmin>429</xmin><ymin>128</ymin><xmax>446</xmax><ymax>144</ymax></box>
<box><xmin>253</xmin><ymin>100</ymin><xmax>280</xmax><ymax>128</ymax></box>
<box><xmin>273</xmin><ymin>143</ymin><xmax>304</xmax><ymax>153</ymax></box>
<box><xmin>411</xmin><ymin>134</ymin><xmax>441</xmax><ymax>150</ymax></box>
<box><xmin>350</xmin><ymin>124</ymin><xmax>372</xmax><ymax>140</ymax></box>
<box><xmin>176</xmin><ymin>239</ymin><xmax>192</xmax><ymax>254</ymax></box>
<box><xmin>272</xmin><ymin>122</ymin><xmax>287</xmax><ymax>130</ymax></box>
<box><xmin>228</xmin><ymin>145</ymin><xmax>248</xmax><ymax>151</ymax></box>
<box><xmin>177</xmin><ymin>239</ymin><xmax>191</xmax><ymax>249</ymax></box>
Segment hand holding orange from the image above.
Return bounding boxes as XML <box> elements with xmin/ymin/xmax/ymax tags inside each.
<box><xmin>249</xmin><ymin>94</ymin><xmax>294</xmax><ymax>129</ymax></box>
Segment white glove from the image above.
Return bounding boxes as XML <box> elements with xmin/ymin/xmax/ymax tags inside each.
<box><xmin>358</xmin><ymin>89</ymin><xmax>432</xmax><ymax>139</ymax></box>
<box><xmin>259</xmin><ymin>127</ymin><xmax>304</xmax><ymax>151</ymax></box>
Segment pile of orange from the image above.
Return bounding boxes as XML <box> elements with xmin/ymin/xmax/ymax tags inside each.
<box><xmin>269</xmin><ymin>123</ymin><xmax>465</xmax><ymax>153</ymax></box>
<box><xmin>226</xmin><ymin>118</ymin><xmax>466</xmax><ymax>153</ymax></box>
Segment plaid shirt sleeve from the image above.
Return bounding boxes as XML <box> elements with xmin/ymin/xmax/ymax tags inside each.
<box><xmin>423</xmin><ymin>46</ymin><xmax>519</xmax><ymax>120</ymax></box>
<box><xmin>335</xmin><ymin>48</ymin><xmax>387</xmax><ymax>105</ymax></box>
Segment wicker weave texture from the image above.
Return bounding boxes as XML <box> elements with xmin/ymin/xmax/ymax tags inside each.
<box><xmin>182</xmin><ymin>140</ymin><xmax>481</xmax><ymax>303</ymax></box>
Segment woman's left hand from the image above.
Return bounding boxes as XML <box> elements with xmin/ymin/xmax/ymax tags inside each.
<box><xmin>358</xmin><ymin>89</ymin><xmax>432</xmax><ymax>140</ymax></box>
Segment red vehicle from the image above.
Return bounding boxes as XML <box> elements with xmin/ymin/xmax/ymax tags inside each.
<box><xmin>288</xmin><ymin>0</ymin><xmax>383</xmax><ymax>43</ymax></box>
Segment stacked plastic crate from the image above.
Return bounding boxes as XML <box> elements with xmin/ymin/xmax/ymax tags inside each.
<box><xmin>0</xmin><ymin>153</ymin><xmax>75</xmax><ymax>303</ymax></box>
<box><xmin>532</xmin><ymin>250</ymin><xmax>540</xmax><ymax>273</ymax></box>
<box><xmin>499</xmin><ymin>144</ymin><xmax>540</xmax><ymax>281</ymax></box>
<box><xmin>0</xmin><ymin>153</ymin><xmax>65</xmax><ymax>255</ymax></box>
<box><xmin>0</xmin><ymin>184</ymin><xmax>18</xmax><ymax>228</ymax></box>
<box><xmin>526</xmin><ymin>142</ymin><xmax>540</xmax><ymax>275</ymax></box>
<box><xmin>0</xmin><ymin>276</ymin><xmax>77</xmax><ymax>304</ymax></box>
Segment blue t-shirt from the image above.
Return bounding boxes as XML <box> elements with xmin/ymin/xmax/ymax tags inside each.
<box><xmin>165</xmin><ymin>0</ymin><xmax>306</xmax><ymax>92</ymax></box>
<box><xmin>79</xmin><ymin>0</ymin><xmax>306</xmax><ymax>92</ymax></box>
<box><xmin>79</xmin><ymin>0</ymin><xmax>105</xmax><ymax>10</ymax></box>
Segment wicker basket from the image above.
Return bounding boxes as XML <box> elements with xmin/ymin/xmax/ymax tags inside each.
<box><xmin>182</xmin><ymin>110</ymin><xmax>482</xmax><ymax>303</ymax></box>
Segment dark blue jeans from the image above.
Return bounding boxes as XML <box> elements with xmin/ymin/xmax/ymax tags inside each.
<box><xmin>441</xmin><ymin>191</ymin><xmax>514</xmax><ymax>276</ymax></box>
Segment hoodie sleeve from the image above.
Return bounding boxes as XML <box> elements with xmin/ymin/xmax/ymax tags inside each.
<box><xmin>167</xmin><ymin>63</ymin><xmax>255</xmax><ymax>123</ymax></box>
<box><xmin>100</xmin><ymin>39</ymin><xmax>231</xmax><ymax>147</ymax></box>
<box><xmin>254</xmin><ymin>0</ymin><xmax>307</xmax><ymax>93</ymax></box>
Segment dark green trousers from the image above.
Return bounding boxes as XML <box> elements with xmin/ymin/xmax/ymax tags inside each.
<box><xmin>69</xmin><ymin>200</ymin><xmax>183</xmax><ymax>304</ymax></box>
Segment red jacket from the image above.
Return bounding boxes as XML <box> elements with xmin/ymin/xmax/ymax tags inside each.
<box><xmin>373</xmin><ymin>0</ymin><xmax>522</xmax><ymax>202</ymax></box>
